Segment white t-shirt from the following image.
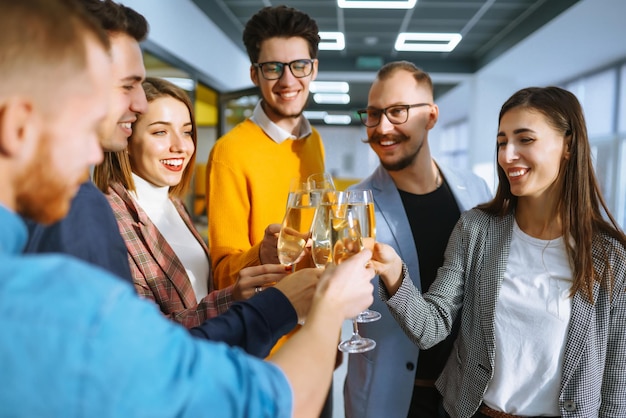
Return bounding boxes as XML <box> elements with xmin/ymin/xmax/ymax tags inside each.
<box><xmin>132</xmin><ymin>174</ymin><xmax>209</xmax><ymax>302</ymax></box>
<box><xmin>483</xmin><ymin>220</ymin><xmax>573</xmax><ymax>416</ymax></box>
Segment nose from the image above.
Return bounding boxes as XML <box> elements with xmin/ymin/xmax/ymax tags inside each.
<box><xmin>375</xmin><ymin>112</ymin><xmax>395</xmax><ymax>134</ymax></box>
<box><xmin>501</xmin><ymin>143</ymin><xmax>519</xmax><ymax>163</ymax></box>
<box><xmin>276</xmin><ymin>65</ymin><xmax>298</xmax><ymax>86</ymax></box>
<box><xmin>130</xmin><ymin>87</ymin><xmax>148</xmax><ymax>114</ymax></box>
<box><xmin>171</xmin><ymin>131</ymin><xmax>194</xmax><ymax>154</ymax></box>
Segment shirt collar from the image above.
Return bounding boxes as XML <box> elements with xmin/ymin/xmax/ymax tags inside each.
<box><xmin>250</xmin><ymin>101</ymin><xmax>312</xmax><ymax>144</ymax></box>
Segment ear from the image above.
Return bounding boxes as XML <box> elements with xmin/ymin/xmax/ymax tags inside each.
<box><xmin>0</xmin><ymin>97</ymin><xmax>38</xmax><ymax>158</ymax></box>
<box><xmin>425</xmin><ymin>103</ymin><xmax>439</xmax><ymax>130</ymax></box>
<box><xmin>250</xmin><ymin>64</ymin><xmax>259</xmax><ymax>86</ymax></box>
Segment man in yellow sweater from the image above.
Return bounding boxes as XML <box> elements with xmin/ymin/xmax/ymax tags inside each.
<box><xmin>207</xmin><ymin>5</ymin><xmax>325</xmax><ymax>290</ymax></box>
<box><xmin>206</xmin><ymin>6</ymin><xmax>332</xmax><ymax>416</ymax></box>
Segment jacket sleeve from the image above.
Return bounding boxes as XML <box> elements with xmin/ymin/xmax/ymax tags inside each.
<box><xmin>189</xmin><ymin>287</ymin><xmax>298</xmax><ymax>358</ymax></box>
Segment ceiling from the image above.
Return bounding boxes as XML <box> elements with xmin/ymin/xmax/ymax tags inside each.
<box><xmin>190</xmin><ymin>0</ymin><xmax>579</xmax><ymax>123</ymax></box>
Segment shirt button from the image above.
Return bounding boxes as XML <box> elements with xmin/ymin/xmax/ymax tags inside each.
<box><xmin>406</xmin><ymin>362</ymin><xmax>414</xmax><ymax>371</ymax></box>
<box><xmin>563</xmin><ymin>400</ymin><xmax>576</xmax><ymax>411</ymax></box>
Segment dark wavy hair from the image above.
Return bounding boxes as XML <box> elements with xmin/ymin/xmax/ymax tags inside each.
<box><xmin>478</xmin><ymin>86</ymin><xmax>626</xmax><ymax>301</ymax></box>
<box><xmin>82</xmin><ymin>0</ymin><xmax>148</xmax><ymax>41</ymax></box>
<box><xmin>243</xmin><ymin>5</ymin><xmax>320</xmax><ymax>63</ymax></box>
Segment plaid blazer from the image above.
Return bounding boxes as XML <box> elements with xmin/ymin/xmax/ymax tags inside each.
<box><xmin>383</xmin><ymin>209</ymin><xmax>626</xmax><ymax>418</ymax></box>
<box><xmin>106</xmin><ymin>182</ymin><xmax>232</xmax><ymax>328</ymax></box>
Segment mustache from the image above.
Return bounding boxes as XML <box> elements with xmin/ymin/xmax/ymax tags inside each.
<box><xmin>361</xmin><ymin>133</ymin><xmax>410</xmax><ymax>144</ymax></box>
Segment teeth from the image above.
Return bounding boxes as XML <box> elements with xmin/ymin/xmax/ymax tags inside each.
<box><xmin>509</xmin><ymin>169</ymin><xmax>526</xmax><ymax>177</ymax></box>
<box><xmin>120</xmin><ymin>122</ymin><xmax>132</xmax><ymax>129</ymax></box>
<box><xmin>380</xmin><ymin>140</ymin><xmax>396</xmax><ymax>146</ymax></box>
<box><xmin>161</xmin><ymin>159</ymin><xmax>183</xmax><ymax>167</ymax></box>
<box><xmin>281</xmin><ymin>92</ymin><xmax>297</xmax><ymax>98</ymax></box>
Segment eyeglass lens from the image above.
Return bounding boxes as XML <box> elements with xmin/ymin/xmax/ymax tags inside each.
<box><xmin>259</xmin><ymin>60</ymin><xmax>313</xmax><ymax>80</ymax></box>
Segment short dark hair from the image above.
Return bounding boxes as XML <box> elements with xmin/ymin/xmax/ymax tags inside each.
<box><xmin>243</xmin><ymin>5</ymin><xmax>320</xmax><ymax>63</ymax></box>
<box><xmin>82</xmin><ymin>0</ymin><xmax>149</xmax><ymax>42</ymax></box>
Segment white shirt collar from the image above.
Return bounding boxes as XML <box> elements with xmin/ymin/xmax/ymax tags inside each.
<box><xmin>250</xmin><ymin>101</ymin><xmax>312</xmax><ymax>144</ymax></box>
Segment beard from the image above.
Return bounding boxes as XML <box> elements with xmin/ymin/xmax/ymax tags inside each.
<box><xmin>261</xmin><ymin>98</ymin><xmax>305</xmax><ymax>120</ymax></box>
<box><xmin>15</xmin><ymin>133</ymin><xmax>83</xmax><ymax>225</ymax></box>
<box><xmin>367</xmin><ymin>133</ymin><xmax>422</xmax><ymax>172</ymax></box>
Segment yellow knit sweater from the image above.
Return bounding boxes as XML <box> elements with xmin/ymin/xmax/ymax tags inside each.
<box><xmin>207</xmin><ymin>118</ymin><xmax>325</xmax><ymax>289</ymax></box>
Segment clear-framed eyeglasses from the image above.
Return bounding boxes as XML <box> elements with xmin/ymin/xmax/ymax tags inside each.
<box><xmin>253</xmin><ymin>59</ymin><xmax>316</xmax><ymax>80</ymax></box>
<box><xmin>357</xmin><ymin>103</ymin><xmax>431</xmax><ymax>127</ymax></box>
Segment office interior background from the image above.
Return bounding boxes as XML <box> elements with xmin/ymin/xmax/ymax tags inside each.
<box><xmin>123</xmin><ymin>0</ymin><xmax>626</xmax><ymax>230</ymax></box>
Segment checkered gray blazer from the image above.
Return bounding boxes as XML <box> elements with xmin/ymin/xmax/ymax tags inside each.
<box><xmin>382</xmin><ymin>209</ymin><xmax>626</xmax><ymax>418</ymax></box>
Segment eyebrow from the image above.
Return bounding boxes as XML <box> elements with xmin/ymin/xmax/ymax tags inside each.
<box><xmin>121</xmin><ymin>75</ymin><xmax>144</xmax><ymax>83</ymax></box>
<box><xmin>497</xmin><ymin>127</ymin><xmax>536</xmax><ymax>137</ymax></box>
<box><xmin>147</xmin><ymin>121</ymin><xmax>192</xmax><ymax>127</ymax></box>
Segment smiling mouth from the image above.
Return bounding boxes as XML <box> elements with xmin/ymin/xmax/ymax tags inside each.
<box><xmin>508</xmin><ymin>168</ymin><xmax>528</xmax><ymax>178</ymax></box>
<box><xmin>161</xmin><ymin>158</ymin><xmax>184</xmax><ymax>167</ymax></box>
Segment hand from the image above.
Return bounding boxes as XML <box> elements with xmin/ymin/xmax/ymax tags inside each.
<box><xmin>274</xmin><ymin>267</ymin><xmax>322</xmax><ymax>322</ymax></box>
<box><xmin>233</xmin><ymin>263</ymin><xmax>291</xmax><ymax>300</ymax></box>
<box><xmin>369</xmin><ymin>242</ymin><xmax>403</xmax><ymax>296</ymax></box>
<box><xmin>316</xmin><ymin>249</ymin><xmax>375</xmax><ymax>320</ymax></box>
<box><xmin>259</xmin><ymin>223</ymin><xmax>281</xmax><ymax>265</ymax></box>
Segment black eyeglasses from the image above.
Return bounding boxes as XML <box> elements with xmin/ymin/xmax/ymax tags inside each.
<box><xmin>253</xmin><ymin>59</ymin><xmax>316</xmax><ymax>80</ymax></box>
<box><xmin>357</xmin><ymin>103</ymin><xmax>431</xmax><ymax>127</ymax></box>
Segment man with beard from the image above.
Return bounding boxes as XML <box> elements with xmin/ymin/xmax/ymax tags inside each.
<box><xmin>206</xmin><ymin>5</ymin><xmax>325</xmax><ymax>290</ymax></box>
<box><xmin>0</xmin><ymin>5</ymin><xmax>375</xmax><ymax>415</ymax></box>
<box><xmin>23</xmin><ymin>0</ymin><xmax>149</xmax><ymax>283</ymax></box>
<box><xmin>344</xmin><ymin>61</ymin><xmax>492</xmax><ymax>418</ymax></box>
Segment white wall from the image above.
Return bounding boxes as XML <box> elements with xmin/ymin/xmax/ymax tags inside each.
<box><xmin>433</xmin><ymin>0</ymin><xmax>626</xmax><ymax>183</ymax></box>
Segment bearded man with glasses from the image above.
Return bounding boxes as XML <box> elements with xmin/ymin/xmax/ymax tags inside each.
<box><xmin>344</xmin><ymin>61</ymin><xmax>492</xmax><ymax>418</ymax></box>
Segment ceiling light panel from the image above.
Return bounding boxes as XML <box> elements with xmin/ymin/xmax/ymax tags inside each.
<box><xmin>394</xmin><ymin>33</ymin><xmax>462</xmax><ymax>52</ymax></box>
<box><xmin>310</xmin><ymin>81</ymin><xmax>350</xmax><ymax>94</ymax></box>
<box><xmin>337</xmin><ymin>0</ymin><xmax>417</xmax><ymax>9</ymax></box>
<box><xmin>313</xmin><ymin>93</ymin><xmax>351</xmax><ymax>105</ymax></box>
<box><xmin>319</xmin><ymin>32</ymin><xmax>345</xmax><ymax>51</ymax></box>
<box><xmin>323</xmin><ymin>114</ymin><xmax>352</xmax><ymax>125</ymax></box>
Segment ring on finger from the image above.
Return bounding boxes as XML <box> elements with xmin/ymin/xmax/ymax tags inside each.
<box><xmin>255</xmin><ymin>286</ymin><xmax>263</xmax><ymax>294</ymax></box>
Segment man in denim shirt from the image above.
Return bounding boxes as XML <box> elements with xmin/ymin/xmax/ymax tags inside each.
<box><xmin>0</xmin><ymin>1</ymin><xmax>375</xmax><ymax>416</ymax></box>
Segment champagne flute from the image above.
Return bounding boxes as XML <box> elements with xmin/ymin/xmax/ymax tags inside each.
<box><xmin>311</xmin><ymin>190</ymin><xmax>345</xmax><ymax>268</ymax></box>
<box><xmin>277</xmin><ymin>183</ymin><xmax>317</xmax><ymax>268</ymax></box>
<box><xmin>346</xmin><ymin>189</ymin><xmax>382</xmax><ymax>323</ymax></box>
<box><xmin>333</xmin><ymin>207</ymin><xmax>376</xmax><ymax>354</ymax></box>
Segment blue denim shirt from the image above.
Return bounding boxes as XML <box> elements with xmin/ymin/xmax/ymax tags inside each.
<box><xmin>0</xmin><ymin>205</ymin><xmax>292</xmax><ymax>417</ymax></box>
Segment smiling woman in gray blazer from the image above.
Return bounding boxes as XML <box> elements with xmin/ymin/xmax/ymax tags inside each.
<box><xmin>372</xmin><ymin>86</ymin><xmax>626</xmax><ymax>418</ymax></box>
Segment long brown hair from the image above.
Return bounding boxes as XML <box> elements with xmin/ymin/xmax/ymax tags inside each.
<box><xmin>479</xmin><ymin>86</ymin><xmax>626</xmax><ymax>301</ymax></box>
<box><xmin>93</xmin><ymin>77</ymin><xmax>197</xmax><ymax>198</ymax></box>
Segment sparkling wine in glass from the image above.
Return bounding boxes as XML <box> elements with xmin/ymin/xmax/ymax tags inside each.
<box><xmin>346</xmin><ymin>189</ymin><xmax>382</xmax><ymax>323</ymax></box>
<box><xmin>277</xmin><ymin>187</ymin><xmax>317</xmax><ymax>267</ymax></box>
<box><xmin>311</xmin><ymin>190</ymin><xmax>345</xmax><ymax>268</ymax></box>
<box><xmin>332</xmin><ymin>207</ymin><xmax>376</xmax><ymax>354</ymax></box>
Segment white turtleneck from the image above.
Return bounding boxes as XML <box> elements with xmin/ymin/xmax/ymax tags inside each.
<box><xmin>131</xmin><ymin>174</ymin><xmax>209</xmax><ymax>303</ymax></box>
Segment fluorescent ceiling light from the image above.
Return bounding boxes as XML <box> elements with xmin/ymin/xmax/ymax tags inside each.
<box><xmin>310</xmin><ymin>81</ymin><xmax>350</xmax><ymax>94</ymax></box>
<box><xmin>323</xmin><ymin>114</ymin><xmax>352</xmax><ymax>125</ymax></box>
<box><xmin>338</xmin><ymin>0</ymin><xmax>417</xmax><ymax>9</ymax></box>
<box><xmin>303</xmin><ymin>111</ymin><xmax>329</xmax><ymax>120</ymax></box>
<box><xmin>319</xmin><ymin>32</ymin><xmax>345</xmax><ymax>51</ymax></box>
<box><xmin>313</xmin><ymin>93</ymin><xmax>351</xmax><ymax>105</ymax></box>
<box><xmin>395</xmin><ymin>33</ymin><xmax>462</xmax><ymax>52</ymax></box>
<box><xmin>163</xmin><ymin>77</ymin><xmax>195</xmax><ymax>91</ymax></box>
